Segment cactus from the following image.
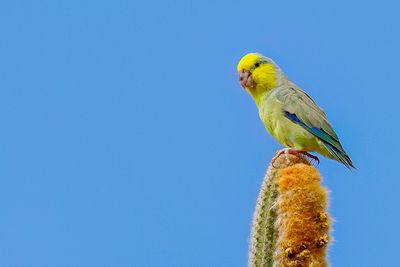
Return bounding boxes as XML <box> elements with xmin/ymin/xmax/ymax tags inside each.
<box><xmin>249</xmin><ymin>152</ymin><xmax>331</xmax><ymax>267</ymax></box>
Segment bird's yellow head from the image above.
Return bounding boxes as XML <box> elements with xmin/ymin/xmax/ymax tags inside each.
<box><xmin>237</xmin><ymin>53</ymin><xmax>285</xmax><ymax>101</ymax></box>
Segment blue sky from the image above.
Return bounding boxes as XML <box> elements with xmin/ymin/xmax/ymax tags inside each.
<box><xmin>0</xmin><ymin>0</ymin><xmax>398</xmax><ymax>266</ymax></box>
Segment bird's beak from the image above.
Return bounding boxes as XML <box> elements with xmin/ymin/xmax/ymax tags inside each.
<box><xmin>239</xmin><ymin>69</ymin><xmax>253</xmax><ymax>88</ymax></box>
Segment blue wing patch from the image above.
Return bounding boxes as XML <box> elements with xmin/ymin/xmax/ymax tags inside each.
<box><xmin>283</xmin><ymin>110</ymin><xmax>354</xmax><ymax>168</ymax></box>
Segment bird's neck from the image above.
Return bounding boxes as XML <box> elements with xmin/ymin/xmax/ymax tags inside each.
<box><xmin>249</xmin><ymin>72</ymin><xmax>288</xmax><ymax>106</ymax></box>
<box><xmin>253</xmin><ymin>89</ymin><xmax>272</xmax><ymax>107</ymax></box>
<box><xmin>252</xmin><ymin>81</ymin><xmax>286</xmax><ymax>107</ymax></box>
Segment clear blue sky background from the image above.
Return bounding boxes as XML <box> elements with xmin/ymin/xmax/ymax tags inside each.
<box><xmin>0</xmin><ymin>0</ymin><xmax>398</xmax><ymax>266</ymax></box>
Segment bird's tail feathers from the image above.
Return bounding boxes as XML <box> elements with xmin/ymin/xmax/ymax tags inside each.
<box><xmin>322</xmin><ymin>141</ymin><xmax>355</xmax><ymax>169</ymax></box>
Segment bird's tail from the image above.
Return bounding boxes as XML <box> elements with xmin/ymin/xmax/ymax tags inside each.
<box><xmin>322</xmin><ymin>141</ymin><xmax>355</xmax><ymax>169</ymax></box>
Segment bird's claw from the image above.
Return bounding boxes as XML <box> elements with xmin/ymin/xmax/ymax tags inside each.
<box><xmin>271</xmin><ymin>149</ymin><xmax>320</xmax><ymax>168</ymax></box>
<box><xmin>299</xmin><ymin>151</ymin><xmax>320</xmax><ymax>166</ymax></box>
<box><xmin>271</xmin><ymin>148</ymin><xmax>293</xmax><ymax>167</ymax></box>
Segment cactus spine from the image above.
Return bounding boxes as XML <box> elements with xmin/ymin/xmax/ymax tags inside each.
<box><xmin>249</xmin><ymin>153</ymin><xmax>331</xmax><ymax>267</ymax></box>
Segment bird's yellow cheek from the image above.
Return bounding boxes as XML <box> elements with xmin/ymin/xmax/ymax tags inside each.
<box><xmin>252</xmin><ymin>64</ymin><xmax>277</xmax><ymax>91</ymax></box>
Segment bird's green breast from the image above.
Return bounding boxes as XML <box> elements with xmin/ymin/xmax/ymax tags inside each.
<box><xmin>256</xmin><ymin>88</ymin><xmax>320</xmax><ymax>151</ymax></box>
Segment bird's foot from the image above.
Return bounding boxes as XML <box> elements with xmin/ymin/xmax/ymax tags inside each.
<box><xmin>300</xmin><ymin>151</ymin><xmax>320</xmax><ymax>166</ymax></box>
<box><xmin>271</xmin><ymin>148</ymin><xmax>320</xmax><ymax>167</ymax></box>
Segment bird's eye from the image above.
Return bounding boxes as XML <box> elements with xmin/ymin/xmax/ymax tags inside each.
<box><xmin>254</xmin><ymin>62</ymin><xmax>260</xmax><ymax>67</ymax></box>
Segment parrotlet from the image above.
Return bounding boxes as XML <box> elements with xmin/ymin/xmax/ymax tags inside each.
<box><xmin>238</xmin><ymin>53</ymin><xmax>354</xmax><ymax>168</ymax></box>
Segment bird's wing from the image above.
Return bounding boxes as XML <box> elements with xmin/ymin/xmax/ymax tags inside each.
<box><xmin>276</xmin><ymin>83</ymin><xmax>354</xmax><ymax>168</ymax></box>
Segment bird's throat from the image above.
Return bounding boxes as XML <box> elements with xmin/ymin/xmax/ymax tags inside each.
<box><xmin>248</xmin><ymin>85</ymin><xmax>275</xmax><ymax>107</ymax></box>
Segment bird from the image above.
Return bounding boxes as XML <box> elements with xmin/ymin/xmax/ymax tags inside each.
<box><xmin>237</xmin><ymin>53</ymin><xmax>354</xmax><ymax>169</ymax></box>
